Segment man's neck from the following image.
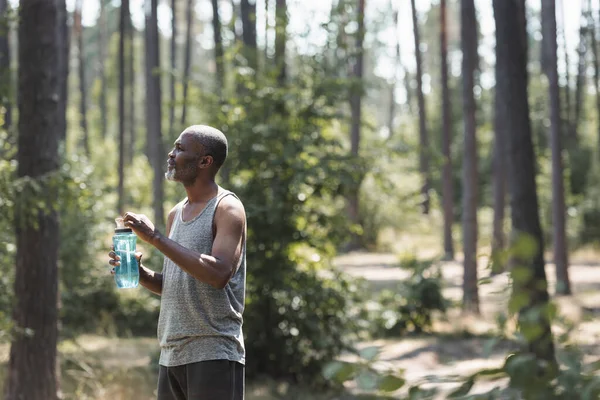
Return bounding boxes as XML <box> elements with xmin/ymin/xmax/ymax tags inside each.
<box><xmin>184</xmin><ymin>178</ymin><xmax>219</xmax><ymax>204</ymax></box>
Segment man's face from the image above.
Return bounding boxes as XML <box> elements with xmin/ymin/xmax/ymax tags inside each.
<box><xmin>165</xmin><ymin>132</ymin><xmax>203</xmax><ymax>185</ymax></box>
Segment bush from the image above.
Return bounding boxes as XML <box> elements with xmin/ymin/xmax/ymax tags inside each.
<box><xmin>369</xmin><ymin>254</ymin><xmax>447</xmax><ymax>338</ymax></box>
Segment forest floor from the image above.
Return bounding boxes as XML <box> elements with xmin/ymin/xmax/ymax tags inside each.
<box><xmin>1</xmin><ymin>249</ymin><xmax>600</xmax><ymax>399</ymax></box>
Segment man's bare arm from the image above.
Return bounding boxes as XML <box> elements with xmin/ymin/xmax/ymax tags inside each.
<box><xmin>150</xmin><ymin>196</ymin><xmax>246</xmax><ymax>289</ymax></box>
<box><xmin>138</xmin><ymin>207</ymin><xmax>176</xmax><ymax>295</ymax></box>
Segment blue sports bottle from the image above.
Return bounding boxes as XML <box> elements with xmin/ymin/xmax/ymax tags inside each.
<box><xmin>113</xmin><ymin>217</ymin><xmax>139</xmax><ymax>289</ymax></box>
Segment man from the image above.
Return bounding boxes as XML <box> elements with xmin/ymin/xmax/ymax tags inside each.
<box><xmin>108</xmin><ymin>125</ymin><xmax>247</xmax><ymax>400</ymax></box>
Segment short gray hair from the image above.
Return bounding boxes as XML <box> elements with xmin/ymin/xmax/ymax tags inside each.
<box><xmin>184</xmin><ymin>125</ymin><xmax>228</xmax><ymax>170</ymax></box>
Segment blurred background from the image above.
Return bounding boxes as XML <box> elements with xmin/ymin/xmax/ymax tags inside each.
<box><xmin>2</xmin><ymin>0</ymin><xmax>600</xmax><ymax>398</ymax></box>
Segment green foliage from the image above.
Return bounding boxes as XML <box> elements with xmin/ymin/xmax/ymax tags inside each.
<box><xmin>184</xmin><ymin>58</ymin><xmax>369</xmax><ymax>383</ymax></box>
<box><xmin>369</xmin><ymin>254</ymin><xmax>448</xmax><ymax>337</ymax></box>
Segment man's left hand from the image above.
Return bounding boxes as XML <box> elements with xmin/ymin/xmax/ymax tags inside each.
<box><xmin>123</xmin><ymin>212</ymin><xmax>159</xmax><ymax>244</ymax></box>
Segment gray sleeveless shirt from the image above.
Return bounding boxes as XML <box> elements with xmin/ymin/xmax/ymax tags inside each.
<box><xmin>157</xmin><ymin>189</ymin><xmax>246</xmax><ymax>367</ymax></box>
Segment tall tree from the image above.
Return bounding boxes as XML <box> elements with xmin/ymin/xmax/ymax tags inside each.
<box><xmin>180</xmin><ymin>0</ymin><xmax>193</xmax><ymax>127</ymax></box>
<box><xmin>387</xmin><ymin>3</ymin><xmax>399</xmax><ymax>140</ymax></box>
<box><xmin>587</xmin><ymin>0</ymin><xmax>600</xmax><ymax>147</ymax></box>
<box><xmin>212</xmin><ymin>0</ymin><xmax>225</xmax><ymax>95</ymax></box>
<box><xmin>57</xmin><ymin>0</ymin><xmax>69</xmax><ymax>144</ymax></box>
<box><xmin>274</xmin><ymin>0</ymin><xmax>287</xmax><ymax>84</ymax></box>
<box><xmin>98</xmin><ymin>0</ymin><xmax>108</xmax><ymax>138</ymax></box>
<box><xmin>118</xmin><ymin>0</ymin><xmax>128</xmax><ymax>215</ymax></box>
<box><xmin>74</xmin><ymin>0</ymin><xmax>89</xmax><ymax>157</ymax></box>
<box><xmin>461</xmin><ymin>0</ymin><xmax>479</xmax><ymax>313</ymax></box>
<box><xmin>493</xmin><ymin>0</ymin><xmax>555</xmax><ymax>363</ymax></box>
<box><xmin>440</xmin><ymin>0</ymin><xmax>454</xmax><ymax>260</ymax></box>
<box><xmin>558</xmin><ymin>0</ymin><xmax>571</xmax><ymax>133</ymax></box>
<box><xmin>410</xmin><ymin>0</ymin><xmax>431</xmax><ymax>214</ymax></box>
<box><xmin>542</xmin><ymin>0</ymin><xmax>570</xmax><ymax>295</ymax></box>
<box><xmin>241</xmin><ymin>0</ymin><xmax>257</xmax><ymax>70</ymax></box>
<box><xmin>573</xmin><ymin>3</ymin><xmax>588</xmax><ymax>144</ymax></box>
<box><xmin>145</xmin><ymin>0</ymin><xmax>165</xmax><ymax>229</ymax></box>
<box><xmin>346</xmin><ymin>0</ymin><xmax>365</xmax><ymax>246</ymax></box>
<box><xmin>492</xmin><ymin>1</ymin><xmax>508</xmax><ymax>274</ymax></box>
<box><xmin>127</xmin><ymin>3</ymin><xmax>135</xmax><ymax>163</ymax></box>
<box><xmin>169</xmin><ymin>0</ymin><xmax>177</xmax><ymax>133</ymax></box>
<box><xmin>0</xmin><ymin>0</ymin><xmax>11</xmax><ymax>129</ymax></box>
<box><xmin>6</xmin><ymin>0</ymin><xmax>65</xmax><ymax>396</ymax></box>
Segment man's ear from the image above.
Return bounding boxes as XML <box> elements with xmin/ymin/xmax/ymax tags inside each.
<box><xmin>199</xmin><ymin>155</ymin><xmax>214</xmax><ymax>169</ymax></box>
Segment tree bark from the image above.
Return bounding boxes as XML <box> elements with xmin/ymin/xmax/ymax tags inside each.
<box><xmin>241</xmin><ymin>0</ymin><xmax>257</xmax><ymax>70</ymax></box>
<box><xmin>573</xmin><ymin>4</ymin><xmax>588</xmax><ymax>144</ymax></box>
<box><xmin>274</xmin><ymin>0</ymin><xmax>287</xmax><ymax>85</ymax></box>
<box><xmin>74</xmin><ymin>0</ymin><xmax>89</xmax><ymax>157</ymax></box>
<box><xmin>387</xmin><ymin>5</ymin><xmax>399</xmax><ymax>140</ymax></box>
<box><xmin>410</xmin><ymin>0</ymin><xmax>430</xmax><ymax>214</ymax></box>
<box><xmin>212</xmin><ymin>0</ymin><xmax>225</xmax><ymax>95</ymax></box>
<box><xmin>145</xmin><ymin>0</ymin><xmax>165</xmax><ymax>230</ymax></box>
<box><xmin>588</xmin><ymin>0</ymin><xmax>600</xmax><ymax>149</ymax></box>
<box><xmin>460</xmin><ymin>0</ymin><xmax>479</xmax><ymax>313</ymax></box>
<box><xmin>98</xmin><ymin>0</ymin><xmax>108</xmax><ymax>138</ymax></box>
<box><xmin>57</xmin><ymin>0</ymin><xmax>69</xmax><ymax>145</ymax></box>
<box><xmin>440</xmin><ymin>0</ymin><xmax>454</xmax><ymax>260</ymax></box>
<box><xmin>6</xmin><ymin>0</ymin><xmax>64</xmax><ymax>396</ymax></box>
<box><xmin>558</xmin><ymin>0</ymin><xmax>571</xmax><ymax>134</ymax></box>
<box><xmin>0</xmin><ymin>0</ymin><xmax>11</xmax><ymax>130</ymax></box>
<box><xmin>118</xmin><ymin>0</ymin><xmax>128</xmax><ymax>215</ymax></box>
<box><xmin>491</xmin><ymin>0</ymin><xmax>509</xmax><ymax>274</ymax></box>
<box><xmin>127</xmin><ymin>4</ymin><xmax>135</xmax><ymax>164</ymax></box>
<box><xmin>180</xmin><ymin>0</ymin><xmax>193</xmax><ymax>127</ymax></box>
<box><xmin>543</xmin><ymin>0</ymin><xmax>570</xmax><ymax>295</ymax></box>
<box><xmin>493</xmin><ymin>0</ymin><xmax>556</xmax><ymax>364</ymax></box>
<box><xmin>169</xmin><ymin>0</ymin><xmax>176</xmax><ymax>132</ymax></box>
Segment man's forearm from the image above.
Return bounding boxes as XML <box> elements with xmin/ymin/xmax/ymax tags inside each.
<box><xmin>151</xmin><ymin>232</ymin><xmax>230</xmax><ymax>289</ymax></box>
<box><xmin>139</xmin><ymin>263</ymin><xmax>163</xmax><ymax>295</ymax></box>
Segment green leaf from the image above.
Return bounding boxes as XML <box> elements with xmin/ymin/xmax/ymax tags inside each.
<box><xmin>359</xmin><ymin>345</ymin><xmax>380</xmax><ymax>361</ymax></box>
<box><xmin>378</xmin><ymin>374</ymin><xmax>405</xmax><ymax>392</ymax></box>
<box><xmin>356</xmin><ymin>369</ymin><xmax>379</xmax><ymax>391</ymax></box>
<box><xmin>448</xmin><ymin>377</ymin><xmax>474</xmax><ymax>398</ymax></box>
<box><xmin>322</xmin><ymin>361</ymin><xmax>355</xmax><ymax>382</ymax></box>
<box><xmin>582</xmin><ymin>377</ymin><xmax>600</xmax><ymax>400</ymax></box>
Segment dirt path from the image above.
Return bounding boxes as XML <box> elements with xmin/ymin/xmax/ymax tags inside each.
<box><xmin>334</xmin><ymin>251</ymin><xmax>600</xmax><ymax>398</ymax></box>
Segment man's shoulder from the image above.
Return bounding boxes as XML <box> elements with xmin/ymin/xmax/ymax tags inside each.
<box><xmin>216</xmin><ymin>192</ymin><xmax>246</xmax><ymax>222</ymax></box>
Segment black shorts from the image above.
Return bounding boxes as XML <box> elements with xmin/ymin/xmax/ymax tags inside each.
<box><xmin>157</xmin><ymin>360</ymin><xmax>245</xmax><ymax>400</ymax></box>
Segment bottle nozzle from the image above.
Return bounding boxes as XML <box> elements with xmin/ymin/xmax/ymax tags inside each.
<box><xmin>115</xmin><ymin>217</ymin><xmax>126</xmax><ymax>229</ymax></box>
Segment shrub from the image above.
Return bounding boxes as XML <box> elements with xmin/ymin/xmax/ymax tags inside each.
<box><xmin>370</xmin><ymin>254</ymin><xmax>448</xmax><ymax>338</ymax></box>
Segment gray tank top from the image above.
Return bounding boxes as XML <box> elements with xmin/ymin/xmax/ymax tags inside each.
<box><xmin>157</xmin><ymin>189</ymin><xmax>246</xmax><ymax>367</ymax></box>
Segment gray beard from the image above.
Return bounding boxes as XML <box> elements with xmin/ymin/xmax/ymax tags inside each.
<box><xmin>165</xmin><ymin>167</ymin><xmax>176</xmax><ymax>181</ymax></box>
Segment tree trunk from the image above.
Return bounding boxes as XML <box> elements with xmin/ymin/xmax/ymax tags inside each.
<box><xmin>212</xmin><ymin>0</ymin><xmax>225</xmax><ymax>95</ymax></box>
<box><xmin>346</xmin><ymin>0</ymin><xmax>364</xmax><ymax>247</ymax></box>
<box><xmin>6</xmin><ymin>0</ymin><xmax>64</xmax><ymax>395</ymax></box>
<box><xmin>118</xmin><ymin>0</ymin><xmax>127</xmax><ymax>215</ymax></box>
<box><xmin>98</xmin><ymin>0</ymin><xmax>108</xmax><ymax>138</ymax></box>
<box><xmin>410</xmin><ymin>0</ymin><xmax>430</xmax><ymax>214</ymax></box>
<box><xmin>493</xmin><ymin>0</ymin><xmax>556</xmax><ymax>364</ymax></box>
<box><xmin>0</xmin><ymin>0</ymin><xmax>10</xmax><ymax>129</ymax></box>
<box><xmin>460</xmin><ymin>0</ymin><xmax>479</xmax><ymax>313</ymax></box>
<box><xmin>491</xmin><ymin>0</ymin><xmax>509</xmax><ymax>275</ymax></box>
<box><xmin>58</xmin><ymin>0</ymin><xmax>69</xmax><ymax>145</ymax></box>
<box><xmin>543</xmin><ymin>0</ymin><xmax>570</xmax><ymax>295</ymax></box>
<box><xmin>387</xmin><ymin>5</ymin><xmax>399</xmax><ymax>140</ymax></box>
<box><xmin>74</xmin><ymin>0</ymin><xmax>89</xmax><ymax>157</ymax></box>
<box><xmin>274</xmin><ymin>0</ymin><xmax>287</xmax><ymax>85</ymax></box>
<box><xmin>558</xmin><ymin>0</ymin><xmax>571</xmax><ymax>133</ymax></box>
<box><xmin>241</xmin><ymin>0</ymin><xmax>257</xmax><ymax>70</ymax></box>
<box><xmin>169</xmin><ymin>0</ymin><xmax>176</xmax><ymax>132</ymax></box>
<box><xmin>127</xmin><ymin>4</ymin><xmax>135</xmax><ymax>164</ymax></box>
<box><xmin>264</xmin><ymin>0</ymin><xmax>269</xmax><ymax>61</ymax></box>
<box><xmin>573</xmin><ymin>4</ymin><xmax>588</xmax><ymax>144</ymax></box>
<box><xmin>145</xmin><ymin>0</ymin><xmax>165</xmax><ymax>230</ymax></box>
<box><xmin>180</xmin><ymin>0</ymin><xmax>193</xmax><ymax>127</ymax></box>
<box><xmin>440</xmin><ymin>0</ymin><xmax>454</xmax><ymax>260</ymax></box>
<box><xmin>588</xmin><ymin>0</ymin><xmax>600</xmax><ymax>149</ymax></box>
